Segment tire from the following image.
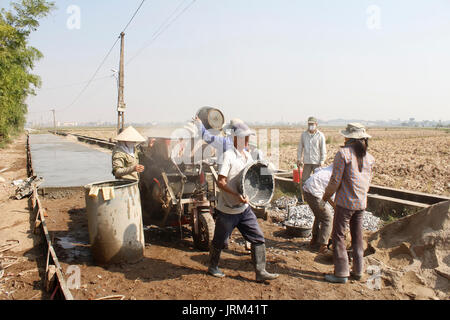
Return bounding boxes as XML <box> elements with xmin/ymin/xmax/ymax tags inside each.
<box><xmin>192</xmin><ymin>209</ymin><xmax>215</xmax><ymax>251</ymax></box>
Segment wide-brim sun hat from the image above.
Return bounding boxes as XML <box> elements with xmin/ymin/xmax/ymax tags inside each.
<box><xmin>115</xmin><ymin>126</ymin><xmax>146</xmax><ymax>142</ymax></box>
<box><xmin>340</xmin><ymin>123</ymin><xmax>372</xmax><ymax>139</ymax></box>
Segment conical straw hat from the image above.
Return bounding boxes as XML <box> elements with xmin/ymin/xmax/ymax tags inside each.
<box><xmin>115</xmin><ymin>126</ymin><xmax>146</xmax><ymax>142</ymax></box>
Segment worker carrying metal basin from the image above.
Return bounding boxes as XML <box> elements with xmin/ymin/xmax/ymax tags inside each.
<box><xmin>207</xmin><ymin>120</ymin><xmax>279</xmax><ymax>283</ymax></box>
<box><xmin>112</xmin><ymin>126</ymin><xmax>146</xmax><ymax>181</ymax></box>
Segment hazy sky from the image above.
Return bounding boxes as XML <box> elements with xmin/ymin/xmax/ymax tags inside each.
<box><xmin>15</xmin><ymin>0</ymin><xmax>450</xmax><ymax>124</ymax></box>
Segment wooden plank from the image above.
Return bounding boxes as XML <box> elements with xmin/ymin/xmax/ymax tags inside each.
<box><xmin>31</xmin><ymin>187</ymin><xmax>74</xmax><ymax>300</ymax></box>
<box><xmin>369</xmin><ymin>184</ymin><xmax>450</xmax><ymax>205</ymax></box>
<box><xmin>367</xmin><ymin>193</ymin><xmax>429</xmax><ymax>208</ymax></box>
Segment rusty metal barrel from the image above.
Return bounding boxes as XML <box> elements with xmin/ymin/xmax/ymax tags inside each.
<box><xmin>196</xmin><ymin>107</ymin><xmax>225</xmax><ymax>130</ymax></box>
<box><xmin>84</xmin><ymin>180</ymin><xmax>145</xmax><ymax>265</ymax></box>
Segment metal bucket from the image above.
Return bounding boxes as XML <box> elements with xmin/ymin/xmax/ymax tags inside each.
<box><xmin>84</xmin><ymin>180</ymin><xmax>145</xmax><ymax>265</ymax></box>
<box><xmin>284</xmin><ymin>222</ymin><xmax>312</xmax><ymax>238</ymax></box>
<box><xmin>196</xmin><ymin>107</ymin><xmax>225</xmax><ymax>130</ymax></box>
<box><xmin>239</xmin><ymin>161</ymin><xmax>275</xmax><ymax>207</ymax></box>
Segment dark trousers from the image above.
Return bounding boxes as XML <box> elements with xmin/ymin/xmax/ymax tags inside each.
<box><xmin>332</xmin><ymin>206</ymin><xmax>364</xmax><ymax>277</ymax></box>
<box><xmin>212</xmin><ymin>207</ymin><xmax>265</xmax><ymax>250</ymax></box>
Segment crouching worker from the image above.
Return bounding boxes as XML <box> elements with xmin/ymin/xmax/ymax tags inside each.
<box><xmin>208</xmin><ymin>121</ymin><xmax>279</xmax><ymax>283</ymax></box>
<box><xmin>112</xmin><ymin>126</ymin><xmax>146</xmax><ymax>181</ymax></box>
<box><xmin>303</xmin><ymin>165</ymin><xmax>335</xmax><ymax>254</ymax></box>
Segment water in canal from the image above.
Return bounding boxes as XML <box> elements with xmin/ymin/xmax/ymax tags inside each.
<box><xmin>29</xmin><ymin>134</ymin><xmax>114</xmax><ymax>187</ymax></box>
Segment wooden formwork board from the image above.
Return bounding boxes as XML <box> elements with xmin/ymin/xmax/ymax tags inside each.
<box><xmin>27</xmin><ymin>134</ymin><xmax>74</xmax><ymax>300</ymax></box>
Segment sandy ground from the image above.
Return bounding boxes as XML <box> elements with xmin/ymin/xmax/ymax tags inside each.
<box><xmin>0</xmin><ymin>134</ymin><xmax>48</xmax><ymax>300</ymax></box>
<box><xmin>40</xmin><ymin>190</ymin><xmax>410</xmax><ymax>300</ymax></box>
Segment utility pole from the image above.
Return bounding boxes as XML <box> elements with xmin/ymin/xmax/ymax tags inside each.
<box><xmin>117</xmin><ymin>32</ymin><xmax>126</xmax><ymax>134</ymax></box>
<box><xmin>51</xmin><ymin>109</ymin><xmax>56</xmax><ymax>133</ymax></box>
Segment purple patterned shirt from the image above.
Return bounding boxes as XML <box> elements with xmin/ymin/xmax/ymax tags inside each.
<box><xmin>323</xmin><ymin>146</ymin><xmax>375</xmax><ymax>210</ymax></box>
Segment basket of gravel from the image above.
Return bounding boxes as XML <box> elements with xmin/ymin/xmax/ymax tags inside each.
<box><xmin>284</xmin><ymin>222</ymin><xmax>312</xmax><ymax>237</ymax></box>
<box><xmin>283</xmin><ymin>204</ymin><xmax>313</xmax><ymax>237</ymax></box>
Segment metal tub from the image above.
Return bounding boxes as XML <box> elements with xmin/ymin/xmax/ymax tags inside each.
<box><xmin>84</xmin><ymin>180</ymin><xmax>144</xmax><ymax>265</ymax></box>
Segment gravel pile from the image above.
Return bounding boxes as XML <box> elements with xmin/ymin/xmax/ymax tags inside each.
<box><xmin>280</xmin><ymin>203</ymin><xmax>381</xmax><ymax>231</ymax></box>
<box><xmin>285</xmin><ymin>205</ymin><xmax>315</xmax><ymax>228</ymax></box>
<box><xmin>273</xmin><ymin>196</ymin><xmax>298</xmax><ymax>209</ymax></box>
<box><xmin>362</xmin><ymin>211</ymin><xmax>382</xmax><ymax>231</ymax></box>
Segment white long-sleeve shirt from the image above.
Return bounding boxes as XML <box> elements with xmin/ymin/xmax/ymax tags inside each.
<box><xmin>297</xmin><ymin>130</ymin><xmax>327</xmax><ymax>165</ymax></box>
<box><xmin>303</xmin><ymin>165</ymin><xmax>334</xmax><ymax>200</ymax></box>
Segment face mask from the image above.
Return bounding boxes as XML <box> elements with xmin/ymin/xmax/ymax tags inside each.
<box><xmin>308</xmin><ymin>124</ymin><xmax>316</xmax><ymax>131</ymax></box>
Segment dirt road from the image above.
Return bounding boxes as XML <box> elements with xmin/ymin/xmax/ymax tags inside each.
<box><xmin>0</xmin><ymin>134</ymin><xmax>47</xmax><ymax>300</ymax></box>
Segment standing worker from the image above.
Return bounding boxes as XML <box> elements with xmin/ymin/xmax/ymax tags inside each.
<box><xmin>207</xmin><ymin>121</ymin><xmax>279</xmax><ymax>283</ymax></box>
<box><xmin>297</xmin><ymin>117</ymin><xmax>327</xmax><ymax>201</ymax></box>
<box><xmin>321</xmin><ymin>123</ymin><xmax>374</xmax><ymax>284</ymax></box>
<box><xmin>112</xmin><ymin>126</ymin><xmax>146</xmax><ymax>181</ymax></box>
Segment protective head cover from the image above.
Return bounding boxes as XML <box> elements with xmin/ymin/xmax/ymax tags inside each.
<box><xmin>307</xmin><ymin>116</ymin><xmax>318</xmax><ymax>132</ymax></box>
<box><xmin>230</xmin><ymin>121</ymin><xmax>255</xmax><ymax>138</ymax></box>
<box><xmin>118</xmin><ymin>141</ymin><xmax>136</xmax><ymax>156</ymax></box>
<box><xmin>222</xmin><ymin>118</ymin><xmax>244</xmax><ymax>136</ymax></box>
<box><xmin>340</xmin><ymin>123</ymin><xmax>371</xmax><ymax>139</ymax></box>
<box><xmin>248</xmin><ymin>135</ymin><xmax>258</xmax><ymax>149</ymax></box>
<box><xmin>115</xmin><ymin>126</ymin><xmax>146</xmax><ymax>142</ymax></box>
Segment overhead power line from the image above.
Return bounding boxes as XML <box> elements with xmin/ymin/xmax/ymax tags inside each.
<box><xmin>58</xmin><ymin>0</ymin><xmax>148</xmax><ymax>112</ymax></box>
<box><xmin>126</xmin><ymin>0</ymin><xmax>197</xmax><ymax>65</ymax></box>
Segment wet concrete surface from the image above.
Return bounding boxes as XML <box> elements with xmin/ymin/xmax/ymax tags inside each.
<box><xmin>29</xmin><ymin>134</ymin><xmax>114</xmax><ymax>187</ymax></box>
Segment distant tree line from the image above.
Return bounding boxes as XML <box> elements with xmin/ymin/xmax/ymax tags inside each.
<box><xmin>0</xmin><ymin>0</ymin><xmax>54</xmax><ymax>144</ymax></box>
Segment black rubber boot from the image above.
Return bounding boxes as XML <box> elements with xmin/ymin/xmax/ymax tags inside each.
<box><xmin>251</xmin><ymin>243</ymin><xmax>279</xmax><ymax>282</ymax></box>
<box><xmin>208</xmin><ymin>245</ymin><xmax>225</xmax><ymax>278</ymax></box>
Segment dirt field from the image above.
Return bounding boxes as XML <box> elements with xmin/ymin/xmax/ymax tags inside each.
<box><xmin>0</xmin><ymin>134</ymin><xmax>48</xmax><ymax>300</ymax></box>
<box><xmin>61</xmin><ymin>126</ymin><xmax>450</xmax><ymax>197</ymax></box>
<box><xmin>276</xmin><ymin>127</ymin><xmax>450</xmax><ymax>197</ymax></box>
<box><xmin>41</xmin><ymin>189</ymin><xmax>409</xmax><ymax>300</ymax></box>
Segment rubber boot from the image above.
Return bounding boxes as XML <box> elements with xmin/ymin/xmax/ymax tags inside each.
<box><xmin>208</xmin><ymin>245</ymin><xmax>225</xmax><ymax>278</ymax></box>
<box><xmin>251</xmin><ymin>243</ymin><xmax>279</xmax><ymax>282</ymax></box>
<box><xmin>324</xmin><ymin>274</ymin><xmax>348</xmax><ymax>284</ymax></box>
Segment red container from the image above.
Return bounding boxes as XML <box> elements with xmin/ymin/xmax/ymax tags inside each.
<box><xmin>292</xmin><ymin>167</ymin><xmax>303</xmax><ymax>184</ymax></box>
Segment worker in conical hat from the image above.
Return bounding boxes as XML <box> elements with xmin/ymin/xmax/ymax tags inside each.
<box><xmin>112</xmin><ymin>126</ymin><xmax>146</xmax><ymax>181</ymax></box>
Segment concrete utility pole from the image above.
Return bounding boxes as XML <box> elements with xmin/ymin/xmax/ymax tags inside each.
<box><xmin>51</xmin><ymin>109</ymin><xmax>56</xmax><ymax>133</ymax></box>
<box><xmin>117</xmin><ymin>32</ymin><xmax>126</xmax><ymax>134</ymax></box>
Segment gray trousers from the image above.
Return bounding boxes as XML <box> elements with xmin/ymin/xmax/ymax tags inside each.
<box><xmin>303</xmin><ymin>191</ymin><xmax>333</xmax><ymax>245</ymax></box>
<box><xmin>332</xmin><ymin>206</ymin><xmax>364</xmax><ymax>277</ymax></box>
<box><xmin>301</xmin><ymin>164</ymin><xmax>320</xmax><ymax>185</ymax></box>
